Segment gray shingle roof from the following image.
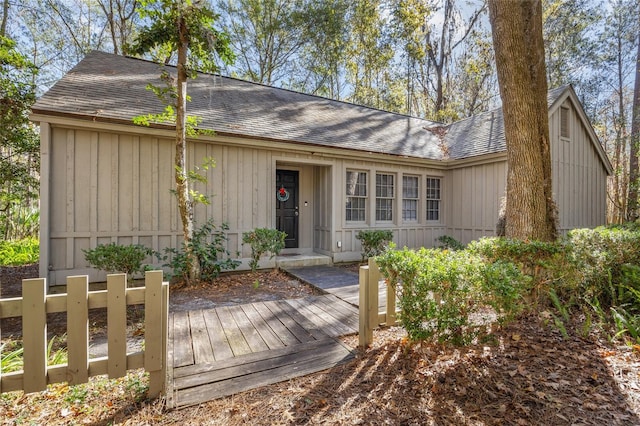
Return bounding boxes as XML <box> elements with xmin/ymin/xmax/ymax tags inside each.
<box><xmin>445</xmin><ymin>86</ymin><xmax>569</xmax><ymax>159</ymax></box>
<box><xmin>32</xmin><ymin>51</ymin><xmax>577</xmax><ymax>162</ymax></box>
<box><xmin>33</xmin><ymin>51</ymin><xmax>446</xmax><ymax>161</ymax></box>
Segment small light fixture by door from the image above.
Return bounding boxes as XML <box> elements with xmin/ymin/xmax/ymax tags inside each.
<box><xmin>337</xmin><ymin>241</ymin><xmax>342</xmax><ymax>248</ymax></box>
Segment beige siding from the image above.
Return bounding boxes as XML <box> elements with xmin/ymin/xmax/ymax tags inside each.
<box><xmin>313</xmin><ymin>166</ymin><xmax>333</xmax><ymax>254</ymax></box>
<box><xmin>45</xmin><ymin>125</ymin><xmax>450</xmax><ymax>282</ymax></box>
<box><xmin>550</xmin><ymin>100</ymin><xmax>608</xmax><ymax>233</ymax></box>
<box><xmin>445</xmin><ymin>160</ymin><xmax>507</xmax><ymax>244</ymax></box>
<box><xmin>48</xmin><ymin>128</ymin><xmax>178</xmax><ymax>283</ymax></box>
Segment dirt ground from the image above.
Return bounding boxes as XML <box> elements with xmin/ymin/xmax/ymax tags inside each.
<box><xmin>2</xmin><ymin>264</ymin><xmax>640</xmax><ymax>425</ymax></box>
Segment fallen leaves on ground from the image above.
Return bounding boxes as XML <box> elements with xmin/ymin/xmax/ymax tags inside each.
<box><xmin>2</xmin><ymin>266</ymin><xmax>640</xmax><ymax>425</ymax></box>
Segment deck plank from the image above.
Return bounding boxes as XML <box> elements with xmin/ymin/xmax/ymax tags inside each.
<box><xmin>202</xmin><ymin>309</ymin><xmax>234</xmax><ymax>362</ymax></box>
<box><xmin>285</xmin><ymin>298</ymin><xmax>348</xmax><ymax>337</ymax></box>
<box><xmin>216</xmin><ymin>306</ymin><xmax>252</xmax><ymax>357</ymax></box>
<box><xmin>252</xmin><ymin>302</ymin><xmax>301</xmax><ymax>346</ymax></box>
<box><xmin>264</xmin><ymin>300</ymin><xmax>321</xmax><ymax>342</ymax></box>
<box><xmin>228</xmin><ymin>305</ymin><xmax>269</xmax><ymax>353</ymax></box>
<box><xmin>175</xmin><ymin>338</ymin><xmax>353</xmax><ymax>408</ymax></box>
<box><xmin>172</xmin><ymin>311</ymin><xmax>194</xmax><ymax>368</ymax></box>
<box><xmin>240</xmin><ymin>303</ymin><xmax>286</xmax><ymax>349</ymax></box>
<box><xmin>188</xmin><ymin>310</ymin><xmax>215</xmax><ymax>365</ymax></box>
<box><xmin>309</xmin><ymin>295</ymin><xmax>359</xmax><ymax>332</ymax></box>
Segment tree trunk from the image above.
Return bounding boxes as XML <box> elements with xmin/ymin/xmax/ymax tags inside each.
<box><xmin>488</xmin><ymin>0</ymin><xmax>557</xmax><ymax>241</ymax></box>
<box><xmin>176</xmin><ymin>16</ymin><xmax>200</xmax><ymax>282</ymax></box>
<box><xmin>627</xmin><ymin>16</ymin><xmax>640</xmax><ymax>222</ymax></box>
<box><xmin>1</xmin><ymin>0</ymin><xmax>9</xmax><ymax>37</ymax></box>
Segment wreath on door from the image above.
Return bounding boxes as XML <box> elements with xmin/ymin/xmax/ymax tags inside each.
<box><xmin>277</xmin><ymin>187</ymin><xmax>290</xmax><ymax>202</ymax></box>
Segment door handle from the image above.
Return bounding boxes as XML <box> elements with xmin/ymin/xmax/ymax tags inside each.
<box><xmin>295</xmin><ymin>211</ymin><xmax>299</xmax><ymax>216</ymax></box>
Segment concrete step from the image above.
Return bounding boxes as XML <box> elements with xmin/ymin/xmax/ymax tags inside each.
<box><xmin>276</xmin><ymin>254</ymin><xmax>332</xmax><ymax>269</ymax></box>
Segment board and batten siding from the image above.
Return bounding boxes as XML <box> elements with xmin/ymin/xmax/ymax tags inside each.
<box><xmin>445</xmin><ymin>159</ymin><xmax>507</xmax><ymax>244</ymax></box>
<box><xmin>42</xmin><ymin>124</ymin><xmax>449</xmax><ymax>283</ymax></box>
<box><xmin>550</xmin><ymin>100</ymin><xmax>608</xmax><ymax>233</ymax></box>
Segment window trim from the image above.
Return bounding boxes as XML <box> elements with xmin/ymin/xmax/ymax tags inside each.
<box><xmin>426</xmin><ymin>176</ymin><xmax>441</xmax><ymax>222</ymax></box>
<box><xmin>345</xmin><ymin>170</ymin><xmax>368</xmax><ymax>223</ymax></box>
<box><xmin>560</xmin><ymin>106</ymin><xmax>570</xmax><ymax>139</ymax></box>
<box><xmin>402</xmin><ymin>175</ymin><xmax>420</xmax><ymax>222</ymax></box>
<box><xmin>375</xmin><ymin>172</ymin><xmax>395</xmax><ymax>222</ymax></box>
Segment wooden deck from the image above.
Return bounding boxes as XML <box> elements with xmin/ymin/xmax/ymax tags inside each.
<box><xmin>166</xmin><ymin>294</ymin><xmax>358</xmax><ymax>408</ymax></box>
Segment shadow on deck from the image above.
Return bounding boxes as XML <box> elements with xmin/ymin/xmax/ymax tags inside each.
<box><xmin>166</xmin><ymin>292</ymin><xmax>358</xmax><ymax>409</ymax></box>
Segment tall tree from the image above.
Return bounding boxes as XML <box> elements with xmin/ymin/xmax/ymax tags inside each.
<box><xmin>97</xmin><ymin>0</ymin><xmax>140</xmax><ymax>55</ymax></box>
<box><xmin>294</xmin><ymin>0</ymin><xmax>349</xmax><ymax>99</ymax></box>
<box><xmin>217</xmin><ymin>0</ymin><xmax>307</xmax><ymax>85</ymax></box>
<box><xmin>346</xmin><ymin>0</ymin><xmax>393</xmax><ymax>109</ymax></box>
<box><xmin>542</xmin><ymin>0</ymin><xmax>600</xmax><ymax>89</ymax></box>
<box><xmin>130</xmin><ymin>0</ymin><xmax>234</xmax><ymax>282</ymax></box>
<box><xmin>488</xmin><ymin>0</ymin><xmax>557</xmax><ymax>241</ymax></box>
<box><xmin>599</xmin><ymin>0</ymin><xmax>637</xmax><ymax>223</ymax></box>
<box><xmin>627</xmin><ymin>7</ymin><xmax>640</xmax><ymax>221</ymax></box>
<box><xmin>390</xmin><ymin>0</ymin><xmax>486</xmax><ymax>121</ymax></box>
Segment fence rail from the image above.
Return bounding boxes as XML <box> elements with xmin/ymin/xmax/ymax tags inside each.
<box><xmin>0</xmin><ymin>271</ymin><xmax>168</xmax><ymax>397</ymax></box>
<box><xmin>358</xmin><ymin>258</ymin><xmax>398</xmax><ymax>348</ymax></box>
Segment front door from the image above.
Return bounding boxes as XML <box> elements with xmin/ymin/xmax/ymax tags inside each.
<box><xmin>276</xmin><ymin>170</ymin><xmax>299</xmax><ymax>248</ymax></box>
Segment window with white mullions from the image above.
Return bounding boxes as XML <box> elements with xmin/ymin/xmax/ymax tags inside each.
<box><xmin>402</xmin><ymin>175</ymin><xmax>419</xmax><ymax>221</ymax></box>
<box><xmin>426</xmin><ymin>177</ymin><xmax>441</xmax><ymax>221</ymax></box>
<box><xmin>346</xmin><ymin>171</ymin><xmax>367</xmax><ymax>222</ymax></box>
<box><xmin>376</xmin><ymin>173</ymin><xmax>394</xmax><ymax>221</ymax></box>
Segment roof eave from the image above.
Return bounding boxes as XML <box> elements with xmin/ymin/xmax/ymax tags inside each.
<box><xmin>30</xmin><ymin>110</ymin><xmax>447</xmax><ymax>168</ymax></box>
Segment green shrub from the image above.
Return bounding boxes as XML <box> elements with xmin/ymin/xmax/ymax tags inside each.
<box><xmin>83</xmin><ymin>243</ymin><xmax>158</xmax><ymax>283</ymax></box>
<box><xmin>467</xmin><ymin>237</ymin><xmax>576</xmax><ymax>306</ymax></box>
<box><xmin>355</xmin><ymin>229</ymin><xmax>393</xmax><ymax>262</ymax></box>
<box><xmin>164</xmin><ymin>220</ymin><xmax>240</xmax><ymax>282</ymax></box>
<box><xmin>378</xmin><ymin>246</ymin><xmax>488</xmax><ymax>345</ymax></box>
<box><xmin>566</xmin><ymin>225</ymin><xmax>640</xmax><ymax>308</ymax></box>
<box><xmin>0</xmin><ymin>238</ymin><xmax>39</xmax><ymax>266</ymax></box>
<box><xmin>436</xmin><ymin>235</ymin><xmax>465</xmax><ymax>250</ymax></box>
<box><xmin>242</xmin><ymin>228</ymin><xmax>287</xmax><ymax>272</ymax></box>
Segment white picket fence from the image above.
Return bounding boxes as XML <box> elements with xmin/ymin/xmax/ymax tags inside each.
<box><xmin>0</xmin><ymin>271</ymin><xmax>168</xmax><ymax>398</ymax></box>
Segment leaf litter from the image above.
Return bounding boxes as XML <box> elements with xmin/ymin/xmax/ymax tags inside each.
<box><xmin>1</xmin><ymin>268</ymin><xmax>640</xmax><ymax>425</ymax></box>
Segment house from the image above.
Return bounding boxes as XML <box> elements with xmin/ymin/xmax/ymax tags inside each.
<box><xmin>31</xmin><ymin>51</ymin><xmax>613</xmax><ymax>285</ymax></box>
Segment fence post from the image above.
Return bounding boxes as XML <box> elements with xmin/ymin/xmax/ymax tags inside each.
<box><xmin>359</xmin><ymin>262</ymin><xmax>379</xmax><ymax>348</ymax></box>
<box><xmin>67</xmin><ymin>275</ymin><xmax>89</xmax><ymax>385</ymax></box>
<box><xmin>145</xmin><ymin>270</ymin><xmax>167</xmax><ymax>398</ymax></box>
<box><xmin>107</xmin><ymin>274</ymin><xmax>127</xmax><ymax>379</ymax></box>
<box><xmin>22</xmin><ymin>278</ymin><xmax>47</xmax><ymax>393</ymax></box>
<box><xmin>358</xmin><ymin>265</ymin><xmax>372</xmax><ymax>348</ymax></box>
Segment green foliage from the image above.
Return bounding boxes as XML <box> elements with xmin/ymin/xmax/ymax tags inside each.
<box><xmin>0</xmin><ymin>36</ymin><xmax>40</xmax><ymax>241</ymax></box>
<box><xmin>1</xmin><ymin>335</ymin><xmax>68</xmax><ymax>374</ymax></box>
<box><xmin>0</xmin><ymin>238</ymin><xmax>39</xmax><ymax>266</ymax></box>
<box><xmin>377</xmin><ymin>245</ymin><xmax>528</xmax><ymax>345</ymax></box>
<box><xmin>242</xmin><ymin>228</ymin><xmax>287</xmax><ymax>272</ymax></box>
<box><xmin>83</xmin><ymin>243</ymin><xmax>158</xmax><ymax>282</ymax></box>
<box><xmin>131</xmin><ymin>0</ymin><xmax>235</xmax><ymax>72</ymax></box>
<box><xmin>163</xmin><ymin>220</ymin><xmax>240</xmax><ymax>282</ymax></box>
<box><xmin>355</xmin><ymin>229</ymin><xmax>393</xmax><ymax>262</ymax></box>
<box><xmin>436</xmin><ymin>235</ymin><xmax>465</xmax><ymax>250</ymax></box>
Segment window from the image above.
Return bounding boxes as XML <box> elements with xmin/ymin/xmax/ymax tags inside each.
<box><xmin>426</xmin><ymin>177</ymin><xmax>441</xmax><ymax>221</ymax></box>
<box><xmin>560</xmin><ymin>106</ymin><xmax>570</xmax><ymax>138</ymax></box>
<box><xmin>346</xmin><ymin>171</ymin><xmax>367</xmax><ymax>221</ymax></box>
<box><xmin>402</xmin><ymin>175</ymin><xmax>419</xmax><ymax>221</ymax></box>
<box><xmin>376</xmin><ymin>173</ymin><xmax>394</xmax><ymax>221</ymax></box>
